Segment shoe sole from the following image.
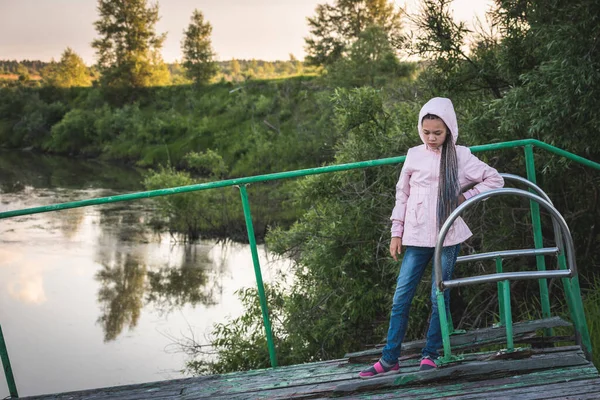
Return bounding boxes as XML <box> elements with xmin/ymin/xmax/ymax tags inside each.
<box><xmin>358</xmin><ymin>369</ymin><xmax>401</xmax><ymax>379</ymax></box>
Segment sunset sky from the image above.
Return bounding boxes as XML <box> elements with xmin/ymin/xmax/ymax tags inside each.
<box><xmin>0</xmin><ymin>0</ymin><xmax>492</xmax><ymax>64</ymax></box>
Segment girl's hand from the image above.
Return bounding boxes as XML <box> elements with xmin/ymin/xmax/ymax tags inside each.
<box><xmin>390</xmin><ymin>237</ymin><xmax>402</xmax><ymax>261</ymax></box>
<box><xmin>458</xmin><ymin>194</ymin><xmax>466</xmax><ymax>205</ymax></box>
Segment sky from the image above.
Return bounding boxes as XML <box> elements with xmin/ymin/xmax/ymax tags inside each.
<box><xmin>0</xmin><ymin>0</ymin><xmax>493</xmax><ymax>65</ymax></box>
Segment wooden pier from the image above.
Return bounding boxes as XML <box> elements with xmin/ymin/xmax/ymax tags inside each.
<box><xmin>22</xmin><ymin>318</ymin><xmax>600</xmax><ymax>400</ymax></box>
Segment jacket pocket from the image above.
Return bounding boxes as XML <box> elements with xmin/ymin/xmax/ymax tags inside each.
<box><xmin>413</xmin><ymin>199</ymin><xmax>426</xmax><ymax>226</ymax></box>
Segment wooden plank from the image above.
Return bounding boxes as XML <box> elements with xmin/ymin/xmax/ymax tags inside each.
<box><xmin>23</xmin><ymin>388</ymin><xmax>187</xmax><ymax>400</ymax></box>
<box><xmin>22</xmin><ymin>378</ymin><xmax>195</xmax><ymax>400</ymax></box>
<box><xmin>181</xmin><ymin>357</ymin><xmax>427</xmax><ymax>399</ymax></box>
<box><xmin>145</xmin><ymin>359</ymin><xmax>353</xmax><ymax>399</ymax></box>
<box><xmin>213</xmin><ymin>366</ymin><xmax>600</xmax><ymax>400</ymax></box>
<box><xmin>182</xmin><ymin>355</ymin><xmax>422</xmax><ymax>398</ymax></box>
<box><xmin>557</xmin><ymin>394</ymin><xmax>600</xmax><ymax>400</ymax></box>
<box><xmin>184</xmin><ymin>350</ymin><xmax>593</xmax><ymax>399</ymax></box>
<box><xmin>23</xmin><ymin>344</ymin><xmax>596</xmax><ymax>400</ymax></box>
<box><xmin>181</xmin><ymin>373</ymin><xmax>350</xmax><ymax>398</ymax></box>
<box><xmin>347</xmin><ymin>332</ymin><xmax>542</xmax><ymax>363</ymax></box>
<box><xmin>345</xmin><ymin>366</ymin><xmax>599</xmax><ymax>400</ymax></box>
<box><xmin>334</xmin><ymin>349</ymin><xmax>590</xmax><ymax>394</ymax></box>
<box><xmin>442</xmin><ymin>377</ymin><xmax>600</xmax><ymax>400</ymax></box>
<box><xmin>180</xmin><ymin>360</ymin><xmax>408</xmax><ymax>398</ymax></box>
<box><xmin>115</xmin><ymin>347</ymin><xmax>588</xmax><ymax>399</ymax></box>
<box><xmin>345</xmin><ymin>316</ymin><xmax>572</xmax><ymax>361</ymax></box>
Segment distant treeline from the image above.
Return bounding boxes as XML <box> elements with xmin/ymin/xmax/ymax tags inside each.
<box><xmin>0</xmin><ymin>59</ymin><xmax>317</xmax><ymax>84</ymax></box>
<box><xmin>0</xmin><ymin>60</ymin><xmax>47</xmax><ymax>76</ymax></box>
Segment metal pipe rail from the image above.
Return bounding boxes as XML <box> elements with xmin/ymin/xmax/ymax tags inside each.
<box><xmin>1</xmin><ymin>140</ymin><xmax>598</xmax><ymax>221</ymax></box>
<box><xmin>456</xmin><ymin>247</ymin><xmax>559</xmax><ymax>264</ymax></box>
<box><xmin>432</xmin><ymin>187</ymin><xmax>592</xmax><ymax>363</ymax></box>
<box><xmin>498</xmin><ymin>173</ymin><xmax>564</xmax><ymax>252</ymax></box>
<box><xmin>454</xmin><ymin>173</ymin><xmax>564</xmax><ymax>266</ymax></box>
<box><xmin>451</xmin><ymin>174</ymin><xmax>565</xmax><ymax>336</ymax></box>
<box><xmin>445</xmin><ymin>269</ymin><xmax>571</xmax><ymax>288</ymax></box>
<box><xmin>434</xmin><ymin>188</ymin><xmax>577</xmax><ymax>291</ymax></box>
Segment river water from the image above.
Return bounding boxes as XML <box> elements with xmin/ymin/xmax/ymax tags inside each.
<box><xmin>0</xmin><ymin>151</ymin><xmax>289</xmax><ymax>397</ymax></box>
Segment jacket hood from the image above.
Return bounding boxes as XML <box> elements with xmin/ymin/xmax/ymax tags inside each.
<box><xmin>417</xmin><ymin>97</ymin><xmax>458</xmax><ymax>145</ymax></box>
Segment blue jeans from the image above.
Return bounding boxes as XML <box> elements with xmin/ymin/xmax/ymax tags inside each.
<box><xmin>381</xmin><ymin>245</ymin><xmax>460</xmax><ymax>364</ymax></box>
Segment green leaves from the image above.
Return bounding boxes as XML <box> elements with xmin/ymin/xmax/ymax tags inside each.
<box><xmin>327</xmin><ymin>26</ymin><xmax>415</xmax><ymax>88</ymax></box>
<box><xmin>183</xmin><ymin>149</ymin><xmax>228</xmax><ymax>179</ymax></box>
<box><xmin>181</xmin><ymin>10</ymin><xmax>218</xmax><ymax>85</ymax></box>
<box><xmin>305</xmin><ymin>0</ymin><xmax>404</xmax><ymax>67</ymax></box>
<box><xmin>92</xmin><ymin>0</ymin><xmax>169</xmax><ymax>88</ymax></box>
<box><xmin>43</xmin><ymin>48</ymin><xmax>92</xmax><ymax>88</ymax></box>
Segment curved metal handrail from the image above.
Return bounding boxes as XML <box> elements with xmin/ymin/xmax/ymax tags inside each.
<box><xmin>434</xmin><ymin>188</ymin><xmax>576</xmax><ymax>291</ymax></box>
<box><xmin>499</xmin><ymin>173</ymin><xmax>553</xmax><ymax>204</ymax></box>
<box><xmin>455</xmin><ymin>174</ymin><xmax>563</xmax><ymax>265</ymax></box>
<box><xmin>499</xmin><ymin>173</ymin><xmax>564</xmax><ymax>251</ymax></box>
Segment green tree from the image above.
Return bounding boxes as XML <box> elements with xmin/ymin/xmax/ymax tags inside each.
<box><xmin>92</xmin><ymin>0</ymin><xmax>169</xmax><ymax>87</ymax></box>
<box><xmin>43</xmin><ymin>47</ymin><xmax>92</xmax><ymax>87</ymax></box>
<box><xmin>304</xmin><ymin>0</ymin><xmax>404</xmax><ymax>66</ymax></box>
<box><xmin>411</xmin><ymin>0</ymin><xmax>600</xmax><ymax>157</ymax></box>
<box><xmin>411</xmin><ymin>0</ymin><xmax>508</xmax><ymax>99</ymax></box>
<box><xmin>327</xmin><ymin>25</ymin><xmax>414</xmax><ymax>87</ymax></box>
<box><xmin>289</xmin><ymin>54</ymin><xmax>304</xmax><ymax>75</ymax></box>
<box><xmin>230</xmin><ymin>58</ymin><xmax>241</xmax><ymax>80</ymax></box>
<box><xmin>169</xmin><ymin>61</ymin><xmax>190</xmax><ymax>85</ymax></box>
<box><xmin>182</xmin><ymin>9</ymin><xmax>218</xmax><ymax>85</ymax></box>
<box><xmin>17</xmin><ymin>64</ymin><xmax>30</xmax><ymax>82</ymax></box>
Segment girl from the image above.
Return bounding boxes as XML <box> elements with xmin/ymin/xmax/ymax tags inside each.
<box><xmin>359</xmin><ymin>97</ymin><xmax>504</xmax><ymax>378</ymax></box>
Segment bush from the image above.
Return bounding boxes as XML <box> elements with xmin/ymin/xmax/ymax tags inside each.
<box><xmin>46</xmin><ymin>108</ymin><xmax>102</xmax><ymax>155</ymax></box>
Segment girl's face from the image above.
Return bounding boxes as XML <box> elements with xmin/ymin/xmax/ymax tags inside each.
<box><xmin>422</xmin><ymin>118</ymin><xmax>448</xmax><ymax>150</ymax></box>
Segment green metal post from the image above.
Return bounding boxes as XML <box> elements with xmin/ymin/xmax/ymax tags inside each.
<box><xmin>444</xmin><ymin>299</ymin><xmax>465</xmax><ymax>336</ymax></box>
<box><xmin>557</xmin><ymin>253</ymin><xmax>593</xmax><ymax>360</ymax></box>
<box><xmin>558</xmin><ymin>254</ymin><xmax>577</xmax><ymax>330</ymax></box>
<box><xmin>524</xmin><ymin>145</ymin><xmax>552</xmax><ymax>336</ymax></box>
<box><xmin>238</xmin><ymin>185</ymin><xmax>278</xmax><ymax>368</ymax></box>
<box><xmin>446</xmin><ymin>305</ymin><xmax>455</xmax><ymax>335</ymax></box>
<box><xmin>0</xmin><ymin>325</ymin><xmax>18</xmax><ymax>398</ymax></box>
<box><xmin>437</xmin><ymin>290</ymin><xmax>453</xmax><ymax>362</ymax></box>
<box><xmin>568</xmin><ymin>276</ymin><xmax>593</xmax><ymax>361</ymax></box>
<box><xmin>495</xmin><ymin>258</ymin><xmax>506</xmax><ymax>327</ymax></box>
<box><xmin>503</xmin><ymin>280</ymin><xmax>514</xmax><ymax>351</ymax></box>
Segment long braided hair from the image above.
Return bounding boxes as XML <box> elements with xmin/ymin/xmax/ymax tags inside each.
<box><xmin>422</xmin><ymin>114</ymin><xmax>460</xmax><ymax>231</ymax></box>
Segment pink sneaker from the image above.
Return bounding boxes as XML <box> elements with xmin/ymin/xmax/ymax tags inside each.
<box><xmin>358</xmin><ymin>360</ymin><xmax>400</xmax><ymax>379</ymax></box>
<box><xmin>419</xmin><ymin>357</ymin><xmax>437</xmax><ymax>371</ymax></box>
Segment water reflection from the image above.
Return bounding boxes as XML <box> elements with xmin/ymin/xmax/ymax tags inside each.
<box><xmin>0</xmin><ymin>151</ymin><xmax>287</xmax><ymax>397</ymax></box>
<box><xmin>2</xmin><ymin>250</ymin><xmax>47</xmax><ymax>305</ymax></box>
<box><xmin>0</xmin><ymin>150</ymin><xmax>144</xmax><ymax>192</ymax></box>
<box><xmin>96</xmin><ymin>252</ymin><xmax>147</xmax><ymax>342</ymax></box>
<box><xmin>52</xmin><ymin>205</ymin><xmax>86</xmax><ymax>239</ymax></box>
<box><xmin>95</xmin><ymin>238</ymin><xmax>222</xmax><ymax>342</ymax></box>
<box><xmin>90</xmin><ymin>196</ymin><xmax>222</xmax><ymax>341</ymax></box>
<box><xmin>146</xmin><ymin>244</ymin><xmax>219</xmax><ymax>315</ymax></box>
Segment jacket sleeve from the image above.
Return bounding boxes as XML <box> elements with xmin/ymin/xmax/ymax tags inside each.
<box><xmin>390</xmin><ymin>149</ymin><xmax>412</xmax><ymax>237</ymax></box>
<box><xmin>461</xmin><ymin>147</ymin><xmax>504</xmax><ymax>200</ymax></box>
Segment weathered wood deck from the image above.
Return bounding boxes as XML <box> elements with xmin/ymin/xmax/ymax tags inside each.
<box><xmin>22</xmin><ymin>318</ymin><xmax>600</xmax><ymax>400</ymax></box>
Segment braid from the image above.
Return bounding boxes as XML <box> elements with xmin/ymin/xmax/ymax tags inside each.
<box><xmin>437</xmin><ymin>132</ymin><xmax>460</xmax><ymax>231</ymax></box>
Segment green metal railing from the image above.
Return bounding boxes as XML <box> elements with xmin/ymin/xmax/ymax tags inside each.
<box><xmin>434</xmin><ymin>188</ymin><xmax>592</xmax><ymax>364</ymax></box>
<box><xmin>0</xmin><ymin>139</ymin><xmax>599</xmax><ymax>398</ymax></box>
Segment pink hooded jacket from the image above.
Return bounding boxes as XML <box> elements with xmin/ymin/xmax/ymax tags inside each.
<box><xmin>390</xmin><ymin>98</ymin><xmax>504</xmax><ymax>247</ymax></box>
